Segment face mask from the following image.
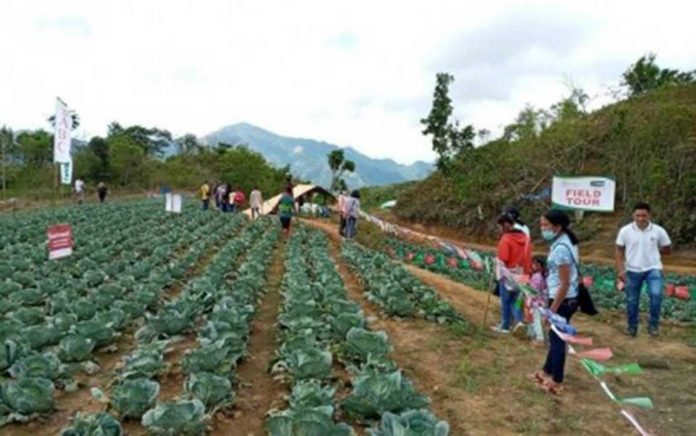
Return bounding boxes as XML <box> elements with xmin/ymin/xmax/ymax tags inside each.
<box><xmin>542</xmin><ymin>229</ymin><xmax>557</xmax><ymax>241</ymax></box>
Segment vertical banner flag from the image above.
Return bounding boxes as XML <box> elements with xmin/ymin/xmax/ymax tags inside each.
<box><xmin>60</xmin><ymin>159</ymin><xmax>73</xmax><ymax>185</ymax></box>
<box><xmin>551</xmin><ymin>176</ymin><xmax>615</xmax><ymax>212</ymax></box>
<box><xmin>47</xmin><ymin>224</ymin><xmax>74</xmax><ymax>260</ymax></box>
<box><xmin>53</xmin><ymin>98</ymin><xmax>72</xmax><ymax>163</ymax></box>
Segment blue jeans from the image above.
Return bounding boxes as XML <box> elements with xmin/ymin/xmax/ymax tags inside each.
<box><xmin>625</xmin><ymin>269</ymin><xmax>663</xmax><ymax>331</ymax></box>
<box><xmin>543</xmin><ymin>298</ymin><xmax>578</xmax><ymax>383</ymax></box>
<box><xmin>201</xmin><ymin>199</ymin><xmax>209</xmax><ymax>210</ymax></box>
<box><xmin>499</xmin><ymin>282</ymin><xmax>522</xmax><ymax>330</ymax></box>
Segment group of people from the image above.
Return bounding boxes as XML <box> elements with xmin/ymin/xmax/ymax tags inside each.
<box><xmin>493</xmin><ymin>203</ymin><xmax>671</xmax><ymax>395</ymax></box>
<box><xmin>199</xmin><ymin>181</ymin><xmax>264</xmax><ymax>218</ymax></box>
<box><xmin>73</xmin><ymin>179</ymin><xmax>109</xmax><ymax>204</ymax></box>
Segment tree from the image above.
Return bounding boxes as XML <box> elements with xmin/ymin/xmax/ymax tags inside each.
<box><xmin>16</xmin><ymin>130</ymin><xmax>52</xmax><ymax>167</ymax></box>
<box><xmin>327</xmin><ymin>149</ymin><xmax>356</xmax><ymax>192</ymax></box>
<box><xmin>107</xmin><ymin>122</ymin><xmax>172</xmax><ymax>156</ymax></box>
<box><xmin>622</xmin><ymin>53</ymin><xmax>695</xmax><ymax>96</ymax></box>
<box><xmin>502</xmin><ymin>105</ymin><xmax>549</xmax><ymax>141</ymax></box>
<box><xmin>87</xmin><ymin>136</ymin><xmax>110</xmax><ymax>180</ymax></box>
<box><xmin>176</xmin><ymin>134</ymin><xmax>203</xmax><ymax>156</ymax></box>
<box><xmin>109</xmin><ymin>136</ymin><xmax>145</xmax><ymax>185</ymax></box>
<box><xmin>421</xmin><ymin>72</ymin><xmax>475</xmax><ymax>170</ymax></box>
<box><xmin>0</xmin><ymin>126</ymin><xmax>14</xmax><ymax>199</ymax></box>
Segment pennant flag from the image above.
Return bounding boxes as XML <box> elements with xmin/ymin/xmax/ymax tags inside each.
<box><xmin>581</xmin><ymin>359</ymin><xmax>643</xmax><ymax>378</ymax></box>
<box><xmin>619</xmin><ymin>397</ymin><xmax>654</xmax><ymax>409</ymax></box>
<box><xmin>573</xmin><ymin>347</ymin><xmax>613</xmax><ymax>361</ymax></box>
<box><xmin>454</xmin><ymin>246</ymin><xmax>468</xmax><ymax>260</ymax></box>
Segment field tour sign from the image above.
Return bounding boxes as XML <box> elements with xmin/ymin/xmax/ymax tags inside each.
<box><xmin>551</xmin><ymin>176</ymin><xmax>615</xmax><ymax>212</ymax></box>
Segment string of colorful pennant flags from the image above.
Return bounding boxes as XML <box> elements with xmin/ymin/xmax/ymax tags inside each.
<box><xmin>359</xmin><ymin>211</ymin><xmax>654</xmax><ymax>435</ymax></box>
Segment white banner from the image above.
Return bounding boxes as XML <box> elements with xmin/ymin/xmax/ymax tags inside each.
<box><xmin>53</xmin><ymin>98</ymin><xmax>72</xmax><ymax>163</ymax></box>
<box><xmin>165</xmin><ymin>193</ymin><xmax>182</xmax><ymax>213</ymax></box>
<box><xmin>552</xmin><ymin>176</ymin><xmax>615</xmax><ymax>212</ymax></box>
<box><xmin>60</xmin><ymin>159</ymin><xmax>72</xmax><ymax>185</ymax></box>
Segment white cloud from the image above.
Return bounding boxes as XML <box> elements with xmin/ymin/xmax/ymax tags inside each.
<box><xmin>0</xmin><ymin>0</ymin><xmax>694</xmax><ymax>164</ymax></box>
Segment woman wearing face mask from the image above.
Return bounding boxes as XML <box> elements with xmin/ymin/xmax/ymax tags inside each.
<box><xmin>529</xmin><ymin>209</ymin><xmax>580</xmax><ymax>395</ymax></box>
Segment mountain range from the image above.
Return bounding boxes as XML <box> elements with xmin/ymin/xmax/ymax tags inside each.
<box><xmin>200</xmin><ymin>123</ymin><xmax>433</xmax><ymax>188</ymax></box>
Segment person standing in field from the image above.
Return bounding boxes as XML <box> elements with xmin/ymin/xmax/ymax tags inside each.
<box><xmin>337</xmin><ymin>190</ymin><xmax>348</xmax><ymax>236</ymax></box>
<box><xmin>200</xmin><ymin>181</ymin><xmax>211</xmax><ymax>210</ymax></box>
<box><xmin>250</xmin><ymin>187</ymin><xmax>263</xmax><ymax>219</ymax></box>
<box><xmin>234</xmin><ymin>188</ymin><xmax>246</xmax><ymax>213</ymax></box>
<box><xmin>491</xmin><ymin>212</ymin><xmax>532</xmax><ymax>334</ymax></box>
<box><xmin>278</xmin><ymin>186</ymin><xmax>294</xmax><ymax>236</ymax></box>
<box><xmin>212</xmin><ymin>181</ymin><xmax>221</xmax><ymax>209</ymax></box>
<box><xmin>343</xmin><ymin>190</ymin><xmax>361</xmax><ymax>239</ymax></box>
<box><xmin>97</xmin><ymin>182</ymin><xmax>108</xmax><ymax>203</ymax></box>
<box><xmin>530</xmin><ymin>209</ymin><xmax>580</xmax><ymax>395</ymax></box>
<box><xmin>74</xmin><ymin>178</ymin><xmax>85</xmax><ymax>204</ymax></box>
<box><xmin>615</xmin><ymin>202</ymin><xmax>672</xmax><ymax>337</ymax></box>
<box><xmin>217</xmin><ymin>183</ymin><xmax>229</xmax><ymax>212</ymax></box>
<box><xmin>227</xmin><ymin>187</ymin><xmax>236</xmax><ymax>213</ymax></box>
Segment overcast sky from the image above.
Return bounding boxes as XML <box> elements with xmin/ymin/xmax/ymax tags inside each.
<box><xmin>1</xmin><ymin>0</ymin><xmax>694</xmax><ymax>164</ymax></box>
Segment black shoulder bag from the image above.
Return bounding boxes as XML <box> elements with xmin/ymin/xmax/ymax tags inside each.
<box><xmin>558</xmin><ymin>243</ymin><xmax>599</xmax><ymax>316</ymax></box>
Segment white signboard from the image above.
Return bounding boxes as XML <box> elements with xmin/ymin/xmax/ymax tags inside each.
<box><xmin>165</xmin><ymin>193</ymin><xmax>182</xmax><ymax>213</ymax></box>
<box><xmin>53</xmin><ymin>98</ymin><xmax>72</xmax><ymax>163</ymax></box>
<box><xmin>551</xmin><ymin>176</ymin><xmax>615</xmax><ymax>212</ymax></box>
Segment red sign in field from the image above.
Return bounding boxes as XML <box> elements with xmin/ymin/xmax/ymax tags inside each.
<box><xmin>47</xmin><ymin>224</ymin><xmax>74</xmax><ymax>260</ymax></box>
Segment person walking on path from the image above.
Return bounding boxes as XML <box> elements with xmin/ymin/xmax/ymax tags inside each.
<box><xmin>491</xmin><ymin>212</ymin><xmax>532</xmax><ymax>334</ymax></box>
<box><xmin>615</xmin><ymin>202</ymin><xmax>672</xmax><ymax>337</ymax></box>
<box><xmin>234</xmin><ymin>188</ymin><xmax>246</xmax><ymax>213</ymax></box>
<box><xmin>529</xmin><ymin>209</ymin><xmax>580</xmax><ymax>395</ymax></box>
<box><xmin>343</xmin><ymin>190</ymin><xmax>361</xmax><ymax>239</ymax></box>
<box><xmin>200</xmin><ymin>181</ymin><xmax>211</xmax><ymax>210</ymax></box>
<box><xmin>97</xmin><ymin>182</ymin><xmax>108</xmax><ymax>203</ymax></box>
<box><xmin>337</xmin><ymin>190</ymin><xmax>348</xmax><ymax>236</ymax></box>
<box><xmin>250</xmin><ymin>187</ymin><xmax>263</xmax><ymax>219</ymax></box>
<box><xmin>278</xmin><ymin>186</ymin><xmax>294</xmax><ymax>237</ymax></box>
<box><xmin>74</xmin><ymin>178</ymin><xmax>85</xmax><ymax>204</ymax></box>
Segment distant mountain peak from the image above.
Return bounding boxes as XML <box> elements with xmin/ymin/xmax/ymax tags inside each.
<box><xmin>203</xmin><ymin>123</ymin><xmax>433</xmax><ymax>188</ymax></box>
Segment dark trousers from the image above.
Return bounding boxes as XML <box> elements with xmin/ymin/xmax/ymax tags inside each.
<box><xmin>202</xmin><ymin>199</ymin><xmax>209</xmax><ymax>210</ymax></box>
<box><xmin>543</xmin><ymin>298</ymin><xmax>578</xmax><ymax>383</ymax></box>
<box><xmin>339</xmin><ymin>216</ymin><xmax>346</xmax><ymax>236</ymax></box>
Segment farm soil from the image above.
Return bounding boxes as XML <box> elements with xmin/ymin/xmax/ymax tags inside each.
<box><xmin>2</xmin><ymin>229</ymin><xmax>235</xmax><ymax>436</ymax></box>
<box><xmin>212</xmin><ymin>239</ymin><xmax>288</xmax><ymax>435</ymax></box>
<box><xmin>306</xmin><ymin>218</ymin><xmax>696</xmax><ymax>436</ymax></box>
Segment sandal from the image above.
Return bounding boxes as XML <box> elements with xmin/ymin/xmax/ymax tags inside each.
<box><xmin>539</xmin><ymin>379</ymin><xmax>563</xmax><ymax>396</ymax></box>
<box><xmin>526</xmin><ymin>370</ymin><xmax>550</xmax><ymax>384</ymax></box>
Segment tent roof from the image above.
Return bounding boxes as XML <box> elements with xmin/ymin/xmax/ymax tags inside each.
<box><xmin>243</xmin><ymin>184</ymin><xmax>335</xmax><ymax>217</ymax></box>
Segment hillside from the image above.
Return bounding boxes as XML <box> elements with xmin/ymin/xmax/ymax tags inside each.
<box><xmin>393</xmin><ymin>85</ymin><xmax>696</xmax><ymax>246</ymax></box>
<box><xmin>202</xmin><ymin>122</ymin><xmax>433</xmax><ymax>188</ymax></box>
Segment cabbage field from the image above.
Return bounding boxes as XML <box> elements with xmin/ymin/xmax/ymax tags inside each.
<box><xmin>382</xmin><ymin>237</ymin><xmax>696</xmax><ymax>323</ymax></box>
<box><xmin>0</xmin><ymin>200</ymin><xmax>468</xmax><ymax>435</ymax></box>
<box><xmin>2</xmin><ymin>199</ymin><xmax>693</xmax><ymax>435</ymax></box>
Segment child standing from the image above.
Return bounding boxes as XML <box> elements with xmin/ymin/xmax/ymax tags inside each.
<box><xmin>527</xmin><ymin>255</ymin><xmax>548</xmax><ymax>345</ymax></box>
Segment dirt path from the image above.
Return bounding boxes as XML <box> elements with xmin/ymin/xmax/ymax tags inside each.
<box><xmin>306</xmin><ymin>219</ymin><xmax>696</xmax><ymax>435</ymax></box>
<box><xmin>212</xmin><ymin>239</ymin><xmax>287</xmax><ymax>435</ymax></box>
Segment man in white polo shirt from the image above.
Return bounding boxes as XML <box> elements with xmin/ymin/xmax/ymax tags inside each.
<box><xmin>615</xmin><ymin>202</ymin><xmax>672</xmax><ymax>337</ymax></box>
